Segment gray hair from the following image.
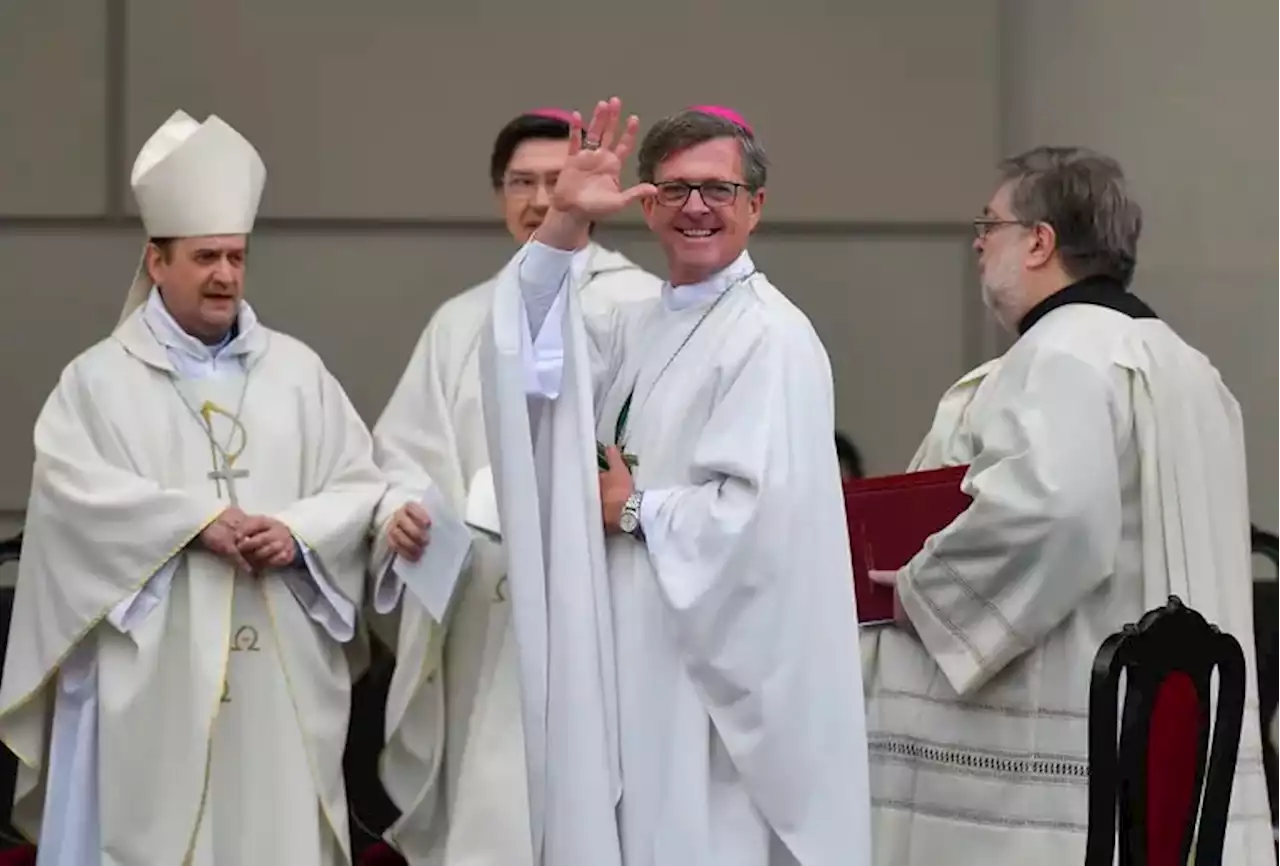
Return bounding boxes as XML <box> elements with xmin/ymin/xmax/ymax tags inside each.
<box><xmin>637</xmin><ymin>110</ymin><xmax>768</xmax><ymax>191</ymax></box>
<box><xmin>998</xmin><ymin>146</ymin><xmax>1142</xmax><ymax>287</ymax></box>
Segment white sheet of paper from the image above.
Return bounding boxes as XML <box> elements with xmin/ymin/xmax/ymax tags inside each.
<box><xmin>393</xmin><ymin>484</ymin><xmax>473</xmax><ymax>623</ymax></box>
<box><xmin>465</xmin><ymin>465</ymin><xmax>502</xmax><ymax>541</ymax></box>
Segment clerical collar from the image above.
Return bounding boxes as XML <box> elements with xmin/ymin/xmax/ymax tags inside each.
<box><xmin>663</xmin><ymin>250</ymin><xmax>756</xmax><ymax>312</ymax></box>
<box><xmin>1017</xmin><ymin>274</ymin><xmax>1158</xmax><ymax>335</ymax></box>
<box><xmin>143</xmin><ymin>287</ymin><xmax>260</xmax><ymax>362</ymax></box>
<box><xmin>570</xmin><ymin>243</ymin><xmax>593</xmax><ymax>284</ymax></box>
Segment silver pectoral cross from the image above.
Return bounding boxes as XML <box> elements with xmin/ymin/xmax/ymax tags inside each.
<box><xmin>208</xmin><ymin>460</ymin><xmax>250</xmax><ymax>506</ymax></box>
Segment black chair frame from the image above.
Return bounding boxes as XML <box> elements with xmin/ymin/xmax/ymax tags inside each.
<box><xmin>1086</xmin><ymin>595</ymin><xmax>1247</xmax><ymax>866</ymax></box>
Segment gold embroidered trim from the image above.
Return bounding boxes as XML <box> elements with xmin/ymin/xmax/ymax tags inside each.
<box><xmin>180</xmin><ymin>562</ymin><xmax>237</xmax><ymax>863</ymax></box>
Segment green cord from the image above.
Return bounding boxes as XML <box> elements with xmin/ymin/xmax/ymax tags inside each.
<box><xmin>598</xmin><ymin>389</ymin><xmax>638</xmax><ymax>470</ymax></box>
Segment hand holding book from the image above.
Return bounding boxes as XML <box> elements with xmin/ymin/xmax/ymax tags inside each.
<box><xmin>845</xmin><ymin>466</ymin><xmax>973</xmax><ymax>626</ymax></box>
<box><xmin>868</xmin><ymin>568</ymin><xmax>917</xmax><ymax>635</ymax></box>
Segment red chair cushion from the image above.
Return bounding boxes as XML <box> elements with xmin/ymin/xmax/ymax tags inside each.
<box><xmin>359</xmin><ymin>840</ymin><xmax>407</xmax><ymax>866</ymax></box>
<box><xmin>1145</xmin><ymin>671</ymin><xmax>1202</xmax><ymax>866</ymax></box>
<box><xmin>0</xmin><ymin>846</ymin><xmax>37</xmax><ymax>866</ymax></box>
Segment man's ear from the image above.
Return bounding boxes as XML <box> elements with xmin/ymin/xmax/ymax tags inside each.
<box><xmin>144</xmin><ymin>243</ymin><xmax>165</xmax><ymax>285</ymax></box>
<box><xmin>747</xmin><ymin>187</ymin><xmax>766</xmax><ymax>232</ymax></box>
<box><xmin>1028</xmin><ymin>222</ymin><xmax>1057</xmax><ymax>268</ymax></box>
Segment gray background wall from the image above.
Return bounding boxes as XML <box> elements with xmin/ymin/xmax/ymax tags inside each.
<box><xmin>1</xmin><ymin>0</ymin><xmax>1275</xmax><ymax>554</ymax></box>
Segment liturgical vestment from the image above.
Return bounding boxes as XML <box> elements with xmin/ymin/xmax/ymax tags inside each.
<box><xmin>369</xmin><ymin>243</ymin><xmax>660</xmax><ymax>864</ymax></box>
<box><xmin>0</xmin><ymin>293</ymin><xmax>385</xmax><ymax>865</ymax></box>
<box><xmin>480</xmin><ymin>240</ymin><xmax>872</xmax><ymax>866</ymax></box>
<box><xmin>862</xmin><ymin>286</ymin><xmax>1276</xmax><ymax>865</ymax></box>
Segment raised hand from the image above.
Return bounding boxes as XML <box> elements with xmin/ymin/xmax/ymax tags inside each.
<box><xmin>550</xmin><ymin>97</ymin><xmax>656</xmax><ymax>220</ymax></box>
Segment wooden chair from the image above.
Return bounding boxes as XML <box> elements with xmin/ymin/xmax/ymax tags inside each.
<box><xmin>1085</xmin><ymin>595</ymin><xmax>1247</xmax><ymax>866</ymax></box>
<box><xmin>1250</xmin><ymin>526</ymin><xmax>1279</xmax><ymax>832</ymax></box>
<box><xmin>358</xmin><ymin>840</ymin><xmax>408</xmax><ymax>865</ymax></box>
<box><xmin>0</xmin><ymin>846</ymin><xmax>34</xmax><ymax>866</ymax></box>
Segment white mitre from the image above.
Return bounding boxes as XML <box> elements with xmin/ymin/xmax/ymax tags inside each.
<box><xmin>118</xmin><ymin>109</ymin><xmax>267</xmax><ymax>324</ymax></box>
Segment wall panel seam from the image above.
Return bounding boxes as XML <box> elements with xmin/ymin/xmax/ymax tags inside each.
<box><xmin>0</xmin><ymin>215</ymin><xmax>970</xmax><ymax>238</ymax></box>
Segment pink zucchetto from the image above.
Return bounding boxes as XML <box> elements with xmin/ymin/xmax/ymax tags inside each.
<box><xmin>685</xmin><ymin>105</ymin><xmax>754</xmax><ymax>135</ymax></box>
<box><xmin>526</xmin><ymin>107</ymin><xmax>575</xmax><ymax>124</ymax></box>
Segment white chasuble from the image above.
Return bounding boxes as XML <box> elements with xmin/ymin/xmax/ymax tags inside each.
<box><xmin>0</xmin><ymin>297</ymin><xmax>385</xmax><ymax>865</ymax></box>
<box><xmin>181</xmin><ymin>375</ymin><xmax>342</xmax><ymax>866</ymax></box>
<box><xmin>370</xmin><ymin>243</ymin><xmax>660</xmax><ymax>864</ymax></box>
<box><xmin>480</xmin><ymin>240</ymin><xmax>872</xmax><ymax>866</ymax></box>
<box><xmin>863</xmin><ymin>301</ymin><xmax>1275</xmax><ymax>865</ymax></box>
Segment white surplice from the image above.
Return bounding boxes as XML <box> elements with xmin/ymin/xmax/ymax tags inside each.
<box><xmin>0</xmin><ymin>290</ymin><xmax>385</xmax><ymax>865</ymax></box>
<box><xmin>479</xmin><ymin>240</ymin><xmax>872</xmax><ymax>866</ymax></box>
<box><xmin>862</xmin><ymin>301</ymin><xmax>1276</xmax><ymax>865</ymax></box>
<box><xmin>369</xmin><ymin>242</ymin><xmax>661</xmax><ymax>864</ymax></box>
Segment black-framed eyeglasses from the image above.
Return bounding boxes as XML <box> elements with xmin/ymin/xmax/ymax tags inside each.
<box><xmin>972</xmin><ymin>217</ymin><xmax>1030</xmax><ymax>239</ymax></box>
<box><xmin>654</xmin><ymin>180</ymin><xmax>750</xmax><ymax>208</ymax></box>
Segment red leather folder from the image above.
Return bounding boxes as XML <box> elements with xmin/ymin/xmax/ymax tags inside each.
<box><xmin>843</xmin><ymin>465</ymin><xmax>973</xmax><ymax>625</ymax></box>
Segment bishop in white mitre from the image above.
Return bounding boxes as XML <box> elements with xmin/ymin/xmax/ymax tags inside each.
<box><xmin>368</xmin><ymin>107</ymin><xmax>661</xmax><ymax>864</ymax></box>
<box><xmin>481</xmin><ymin>99</ymin><xmax>871</xmax><ymax>866</ymax></box>
<box><xmin>0</xmin><ymin>111</ymin><xmax>386</xmax><ymax>865</ymax></box>
<box><xmin>862</xmin><ymin>146</ymin><xmax>1275</xmax><ymax>865</ymax></box>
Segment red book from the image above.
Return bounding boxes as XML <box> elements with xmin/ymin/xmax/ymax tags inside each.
<box><xmin>843</xmin><ymin>465</ymin><xmax>973</xmax><ymax>625</ymax></box>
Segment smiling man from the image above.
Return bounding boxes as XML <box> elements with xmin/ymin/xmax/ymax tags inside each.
<box><xmin>0</xmin><ymin>110</ymin><xmax>384</xmax><ymax>865</ymax></box>
<box><xmin>368</xmin><ymin>108</ymin><xmax>659</xmax><ymax>864</ymax></box>
<box><xmin>480</xmin><ymin>99</ymin><xmax>871</xmax><ymax>865</ymax></box>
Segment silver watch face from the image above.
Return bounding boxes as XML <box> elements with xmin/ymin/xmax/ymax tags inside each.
<box><xmin>619</xmin><ymin>510</ymin><xmax>639</xmax><ymax>533</ymax></box>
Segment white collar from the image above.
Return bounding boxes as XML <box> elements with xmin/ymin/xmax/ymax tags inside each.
<box><xmin>142</xmin><ymin>286</ymin><xmax>259</xmax><ymax>362</ymax></box>
<box><xmin>570</xmin><ymin>243</ymin><xmax>593</xmax><ymax>281</ymax></box>
<box><xmin>663</xmin><ymin>250</ymin><xmax>756</xmax><ymax>312</ymax></box>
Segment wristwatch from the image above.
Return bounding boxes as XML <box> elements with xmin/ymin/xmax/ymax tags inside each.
<box><xmin>619</xmin><ymin>490</ymin><xmax>644</xmax><ymax>538</ymax></box>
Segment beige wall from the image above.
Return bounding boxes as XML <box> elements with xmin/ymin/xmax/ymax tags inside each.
<box><xmin>0</xmin><ymin>225</ymin><xmax>975</xmax><ymax>511</ymax></box>
<box><xmin>1002</xmin><ymin>0</ymin><xmax>1278</xmax><ymax>529</ymax></box>
<box><xmin>0</xmin><ymin>1</ymin><xmax>1274</xmax><ymax>542</ymax></box>
<box><xmin>0</xmin><ymin>0</ymin><xmax>999</xmax><ymax>523</ymax></box>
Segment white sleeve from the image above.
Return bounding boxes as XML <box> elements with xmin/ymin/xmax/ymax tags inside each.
<box><xmin>370</xmin><ymin>558</ymin><xmax>405</xmax><ymax>615</ymax></box>
<box><xmin>517</xmin><ymin>241</ymin><xmax>575</xmax><ymax>399</ymax></box>
<box><xmin>106</xmin><ymin>555</ymin><xmax>182</xmax><ymax>634</ymax></box>
<box><xmin>281</xmin><ymin>536</ymin><xmax>358</xmax><ymax>642</ymax></box>
<box><xmin>896</xmin><ymin>351</ymin><xmax>1122</xmax><ymax>697</ymax></box>
<box><xmin>519</xmin><ymin>241</ymin><xmax>574</xmax><ymax>337</ymax></box>
<box><xmin>638</xmin><ymin>488</ymin><xmax>674</xmax><ymax>552</ymax></box>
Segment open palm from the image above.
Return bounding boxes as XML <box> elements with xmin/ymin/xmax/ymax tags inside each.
<box><xmin>551</xmin><ymin>97</ymin><xmax>657</xmax><ymax>220</ymax></box>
